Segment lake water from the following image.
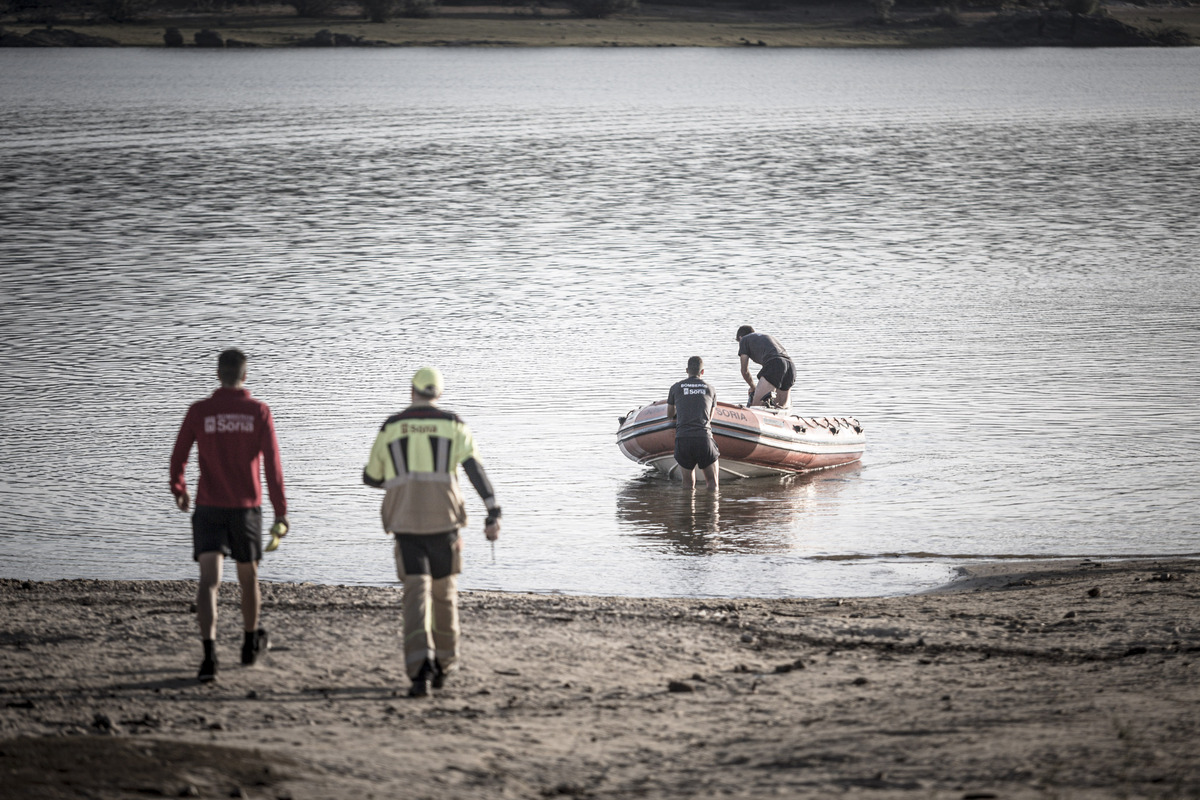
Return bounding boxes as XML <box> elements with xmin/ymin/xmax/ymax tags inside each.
<box><xmin>2</xmin><ymin>48</ymin><xmax>1198</xmax><ymax>598</ymax></box>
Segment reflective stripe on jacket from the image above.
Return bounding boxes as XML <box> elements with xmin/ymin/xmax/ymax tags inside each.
<box><xmin>363</xmin><ymin>404</ymin><xmax>480</xmax><ymax>534</ymax></box>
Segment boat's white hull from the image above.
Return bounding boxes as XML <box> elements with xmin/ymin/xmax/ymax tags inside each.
<box><xmin>617</xmin><ymin>400</ymin><xmax>865</xmax><ymax>478</ymax></box>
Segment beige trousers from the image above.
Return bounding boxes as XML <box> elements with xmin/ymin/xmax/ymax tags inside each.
<box><xmin>394</xmin><ymin>541</ymin><xmax>460</xmax><ymax>679</ymax></box>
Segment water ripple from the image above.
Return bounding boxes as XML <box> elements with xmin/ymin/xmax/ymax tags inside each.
<box><xmin>2</xmin><ymin>49</ymin><xmax>1198</xmax><ymax>597</ymax></box>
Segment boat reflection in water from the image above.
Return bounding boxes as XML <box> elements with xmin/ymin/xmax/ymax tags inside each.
<box><xmin>614</xmin><ymin>462</ymin><xmax>862</xmax><ymax>557</ymax></box>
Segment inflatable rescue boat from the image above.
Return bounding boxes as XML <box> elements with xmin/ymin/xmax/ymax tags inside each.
<box><xmin>616</xmin><ymin>400</ymin><xmax>865</xmax><ymax>479</ymax></box>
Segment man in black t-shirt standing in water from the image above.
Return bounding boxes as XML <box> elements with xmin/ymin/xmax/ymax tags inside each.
<box><xmin>736</xmin><ymin>325</ymin><xmax>796</xmax><ymax>409</ymax></box>
<box><xmin>667</xmin><ymin>356</ymin><xmax>720</xmax><ymax>491</ymax></box>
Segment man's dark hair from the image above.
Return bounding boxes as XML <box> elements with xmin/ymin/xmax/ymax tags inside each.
<box><xmin>218</xmin><ymin>348</ymin><xmax>247</xmax><ymax>386</ymax></box>
<box><xmin>687</xmin><ymin>355</ymin><xmax>703</xmax><ymax>376</ymax></box>
<box><xmin>736</xmin><ymin>325</ymin><xmax>754</xmax><ymax>340</ymax></box>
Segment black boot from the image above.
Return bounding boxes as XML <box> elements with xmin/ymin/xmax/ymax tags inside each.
<box><xmin>198</xmin><ymin>639</ymin><xmax>218</xmax><ymax>683</ymax></box>
<box><xmin>431</xmin><ymin>658</ymin><xmax>448</xmax><ymax>690</ymax></box>
<box><xmin>408</xmin><ymin>659</ymin><xmax>435</xmax><ymax>698</ymax></box>
<box><xmin>242</xmin><ymin>627</ymin><xmax>269</xmax><ymax>666</ymax></box>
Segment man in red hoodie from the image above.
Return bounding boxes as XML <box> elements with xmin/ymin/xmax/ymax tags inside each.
<box><xmin>170</xmin><ymin>349</ymin><xmax>289</xmax><ymax>683</ymax></box>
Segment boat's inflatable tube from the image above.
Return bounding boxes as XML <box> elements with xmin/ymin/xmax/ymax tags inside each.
<box><xmin>616</xmin><ymin>400</ymin><xmax>865</xmax><ymax>479</ymax></box>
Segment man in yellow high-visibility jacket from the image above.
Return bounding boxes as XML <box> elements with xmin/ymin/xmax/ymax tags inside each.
<box><xmin>363</xmin><ymin>366</ymin><xmax>501</xmax><ymax>697</ymax></box>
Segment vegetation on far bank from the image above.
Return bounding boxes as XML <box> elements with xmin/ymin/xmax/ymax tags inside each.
<box><xmin>1</xmin><ymin>0</ymin><xmax>1196</xmax><ymax>47</ymax></box>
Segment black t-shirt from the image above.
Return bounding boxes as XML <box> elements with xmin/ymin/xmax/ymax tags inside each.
<box><xmin>737</xmin><ymin>332</ymin><xmax>790</xmax><ymax>365</ymax></box>
<box><xmin>667</xmin><ymin>377</ymin><xmax>716</xmax><ymax>439</ymax></box>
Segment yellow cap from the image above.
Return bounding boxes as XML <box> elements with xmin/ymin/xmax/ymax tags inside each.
<box><xmin>412</xmin><ymin>366</ymin><xmax>444</xmax><ymax>398</ymax></box>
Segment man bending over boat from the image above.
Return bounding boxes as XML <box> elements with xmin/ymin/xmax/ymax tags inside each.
<box><xmin>667</xmin><ymin>356</ymin><xmax>720</xmax><ymax>491</ymax></box>
<box><xmin>736</xmin><ymin>325</ymin><xmax>796</xmax><ymax>409</ymax></box>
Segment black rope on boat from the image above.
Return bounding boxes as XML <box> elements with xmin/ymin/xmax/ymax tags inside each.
<box><xmin>834</xmin><ymin>416</ymin><xmax>863</xmax><ymax>434</ymax></box>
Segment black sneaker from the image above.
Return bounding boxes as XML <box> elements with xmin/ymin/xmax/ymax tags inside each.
<box><xmin>242</xmin><ymin>628</ymin><xmax>269</xmax><ymax>666</ymax></box>
<box><xmin>408</xmin><ymin>660</ymin><xmax>434</xmax><ymax>698</ymax></box>
<box><xmin>198</xmin><ymin>653</ymin><xmax>218</xmax><ymax>683</ymax></box>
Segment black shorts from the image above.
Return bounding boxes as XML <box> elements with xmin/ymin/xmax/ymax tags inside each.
<box><xmin>395</xmin><ymin>531</ymin><xmax>460</xmax><ymax>580</ymax></box>
<box><xmin>759</xmin><ymin>356</ymin><xmax>796</xmax><ymax>392</ymax></box>
<box><xmin>192</xmin><ymin>505</ymin><xmax>262</xmax><ymax>563</ymax></box>
<box><xmin>674</xmin><ymin>436</ymin><xmax>720</xmax><ymax>471</ymax></box>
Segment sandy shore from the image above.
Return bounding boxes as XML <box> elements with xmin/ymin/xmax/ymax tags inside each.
<box><xmin>2</xmin><ymin>558</ymin><xmax>1198</xmax><ymax>799</ymax></box>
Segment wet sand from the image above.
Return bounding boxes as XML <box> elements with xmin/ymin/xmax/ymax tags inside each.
<box><xmin>2</xmin><ymin>558</ymin><xmax>1198</xmax><ymax>799</ymax></box>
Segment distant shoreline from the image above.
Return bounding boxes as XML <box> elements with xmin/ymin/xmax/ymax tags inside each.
<box><xmin>2</xmin><ymin>1</ymin><xmax>1197</xmax><ymax>48</ymax></box>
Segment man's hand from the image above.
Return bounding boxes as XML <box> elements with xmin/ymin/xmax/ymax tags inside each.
<box><xmin>272</xmin><ymin>517</ymin><xmax>289</xmax><ymax>538</ymax></box>
<box><xmin>175</xmin><ymin>491</ymin><xmax>190</xmax><ymax>513</ymax></box>
<box><xmin>485</xmin><ymin>519</ymin><xmax>501</xmax><ymax>541</ymax></box>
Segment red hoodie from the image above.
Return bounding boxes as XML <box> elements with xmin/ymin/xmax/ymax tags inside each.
<box><xmin>170</xmin><ymin>387</ymin><xmax>287</xmax><ymax>517</ymax></box>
